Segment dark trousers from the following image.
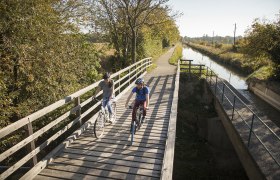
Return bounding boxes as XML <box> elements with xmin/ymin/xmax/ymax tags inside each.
<box><xmin>132</xmin><ymin>100</ymin><xmax>146</xmax><ymax>120</ymax></box>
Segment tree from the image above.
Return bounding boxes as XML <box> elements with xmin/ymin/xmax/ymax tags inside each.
<box><xmin>92</xmin><ymin>0</ymin><xmax>177</xmax><ymax>63</ymax></box>
<box><xmin>0</xmin><ymin>0</ymin><xmax>101</xmax><ymax>126</ymax></box>
<box><xmin>242</xmin><ymin>16</ymin><xmax>280</xmax><ymax>79</ymax></box>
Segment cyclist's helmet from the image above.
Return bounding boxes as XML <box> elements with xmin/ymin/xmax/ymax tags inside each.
<box><xmin>103</xmin><ymin>72</ymin><xmax>110</xmax><ymax>79</ymax></box>
<box><xmin>135</xmin><ymin>78</ymin><xmax>144</xmax><ymax>85</ymax></box>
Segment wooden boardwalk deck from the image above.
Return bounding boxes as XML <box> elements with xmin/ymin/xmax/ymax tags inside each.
<box><xmin>34</xmin><ymin>66</ymin><xmax>177</xmax><ymax>178</ymax></box>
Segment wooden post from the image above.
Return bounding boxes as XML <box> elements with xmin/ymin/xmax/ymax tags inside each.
<box><xmin>206</xmin><ymin>67</ymin><xmax>209</xmax><ymax>81</ymax></box>
<box><xmin>199</xmin><ymin>65</ymin><xmax>202</xmax><ymax>77</ymax></box>
<box><xmin>188</xmin><ymin>60</ymin><xmax>191</xmax><ymax>80</ymax></box>
<box><xmin>129</xmin><ymin>68</ymin><xmax>131</xmax><ymax>85</ymax></box>
<box><xmin>75</xmin><ymin>97</ymin><xmax>81</xmax><ymax>126</ymax></box>
<box><xmin>25</xmin><ymin>119</ymin><xmax>37</xmax><ymax>166</ymax></box>
<box><xmin>118</xmin><ymin>74</ymin><xmax>121</xmax><ymax>94</ymax></box>
<box><xmin>210</xmin><ymin>70</ymin><xmax>212</xmax><ymax>86</ymax></box>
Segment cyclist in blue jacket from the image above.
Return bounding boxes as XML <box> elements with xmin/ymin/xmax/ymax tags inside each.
<box><xmin>125</xmin><ymin>78</ymin><xmax>149</xmax><ymax>126</ymax></box>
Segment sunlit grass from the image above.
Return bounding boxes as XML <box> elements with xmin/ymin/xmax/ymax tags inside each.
<box><xmin>169</xmin><ymin>43</ymin><xmax>183</xmax><ymax>65</ymax></box>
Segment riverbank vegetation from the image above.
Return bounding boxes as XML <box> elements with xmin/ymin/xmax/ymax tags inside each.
<box><xmin>169</xmin><ymin>43</ymin><xmax>183</xmax><ymax>65</ymax></box>
<box><xmin>184</xmin><ymin>14</ymin><xmax>280</xmax><ymax>84</ymax></box>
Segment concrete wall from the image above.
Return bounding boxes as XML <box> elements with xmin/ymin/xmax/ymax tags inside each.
<box><xmin>248</xmin><ymin>82</ymin><xmax>280</xmax><ymax>111</ymax></box>
<box><xmin>205</xmin><ymin>82</ymin><xmax>265</xmax><ymax>180</ymax></box>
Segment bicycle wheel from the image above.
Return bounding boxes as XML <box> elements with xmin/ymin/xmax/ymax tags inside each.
<box><xmin>94</xmin><ymin>113</ymin><xmax>105</xmax><ymax>138</ymax></box>
<box><xmin>138</xmin><ymin>112</ymin><xmax>142</xmax><ymax>129</ymax></box>
<box><xmin>130</xmin><ymin>121</ymin><xmax>136</xmax><ymax>145</ymax></box>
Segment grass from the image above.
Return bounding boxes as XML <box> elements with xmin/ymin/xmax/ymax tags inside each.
<box><xmin>169</xmin><ymin>44</ymin><xmax>183</xmax><ymax>65</ymax></box>
<box><xmin>186</xmin><ymin>42</ymin><xmax>275</xmax><ymax>81</ymax></box>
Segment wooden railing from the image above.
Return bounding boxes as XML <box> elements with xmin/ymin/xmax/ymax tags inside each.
<box><xmin>0</xmin><ymin>57</ymin><xmax>152</xmax><ymax>180</ymax></box>
<box><xmin>160</xmin><ymin>59</ymin><xmax>180</xmax><ymax>180</ymax></box>
<box><xmin>180</xmin><ymin>59</ymin><xmax>205</xmax><ymax>77</ymax></box>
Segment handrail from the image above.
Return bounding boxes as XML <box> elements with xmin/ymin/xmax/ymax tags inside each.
<box><xmin>206</xmin><ymin>67</ymin><xmax>280</xmax><ymax>142</ymax></box>
<box><xmin>160</xmin><ymin>59</ymin><xmax>180</xmax><ymax>180</ymax></box>
<box><xmin>179</xmin><ymin>63</ymin><xmax>280</xmax><ymax>169</ymax></box>
<box><xmin>0</xmin><ymin>57</ymin><xmax>152</xmax><ymax>179</ymax></box>
<box><xmin>205</xmin><ymin>66</ymin><xmax>280</xmax><ymax>168</ymax></box>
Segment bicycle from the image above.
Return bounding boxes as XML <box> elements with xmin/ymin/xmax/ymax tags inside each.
<box><xmin>128</xmin><ymin>104</ymin><xmax>144</xmax><ymax>145</ymax></box>
<box><xmin>93</xmin><ymin>98</ymin><xmax>117</xmax><ymax>138</ymax></box>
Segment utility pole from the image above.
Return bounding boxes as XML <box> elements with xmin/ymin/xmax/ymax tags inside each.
<box><xmin>212</xmin><ymin>31</ymin><xmax>214</xmax><ymax>46</ymax></box>
<box><xmin>233</xmin><ymin>23</ymin><xmax>236</xmax><ymax>46</ymax></box>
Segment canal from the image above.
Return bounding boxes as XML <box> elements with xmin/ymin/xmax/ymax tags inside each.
<box><xmin>183</xmin><ymin>46</ymin><xmax>280</xmax><ymax>127</ymax></box>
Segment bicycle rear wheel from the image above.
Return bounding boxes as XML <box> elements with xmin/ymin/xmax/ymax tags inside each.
<box><xmin>94</xmin><ymin>113</ymin><xmax>105</xmax><ymax>138</ymax></box>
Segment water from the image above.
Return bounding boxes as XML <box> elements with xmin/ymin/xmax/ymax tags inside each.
<box><xmin>183</xmin><ymin>46</ymin><xmax>280</xmax><ymax>127</ymax></box>
<box><xmin>182</xmin><ymin>47</ymin><xmax>248</xmax><ymax>89</ymax></box>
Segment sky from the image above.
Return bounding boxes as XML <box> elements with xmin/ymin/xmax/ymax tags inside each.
<box><xmin>168</xmin><ymin>0</ymin><xmax>280</xmax><ymax>37</ymax></box>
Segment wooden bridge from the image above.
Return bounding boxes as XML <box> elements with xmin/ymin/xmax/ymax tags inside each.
<box><xmin>0</xmin><ymin>48</ymin><xmax>179</xmax><ymax>180</ymax></box>
<box><xmin>2</xmin><ymin>48</ymin><xmax>280</xmax><ymax>180</ymax></box>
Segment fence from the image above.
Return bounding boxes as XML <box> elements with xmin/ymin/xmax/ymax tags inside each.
<box><xmin>180</xmin><ymin>59</ymin><xmax>280</xmax><ymax>170</ymax></box>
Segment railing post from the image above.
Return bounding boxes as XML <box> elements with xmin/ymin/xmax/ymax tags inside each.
<box><xmin>129</xmin><ymin>68</ymin><xmax>131</xmax><ymax>85</ymax></box>
<box><xmin>25</xmin><ymin>119</ymin><xmax>38</xmax><ymax>166</ymax></box>
<box><xmin>199</xmin><ymin>65</ymin><xmax>202</xmax><ymax>77</ymax></box>
<box><xmin>210</xmin><ymin>70</ymin><xmax>212</xmax><ymax>86</ymax></box>
<box><xmin>206</xmin><ymin>67</ymin><xmax>209</xmax><ymax>81</ymax></box>
<box><xmin>221</xmin><ymin>83</ymin><xmax>225</xmax><ymax>103</ymax></box>
<box><xmin>231</xmin><ymin>96</ymin><xmax>236</xmax><ymax>120</ymax></box>
<box><xmin>75</xmin><ymin>97</ymin><xmax>81</xmax><ymax>126</ymax></box>
<box><xmin>188</xmin><ymin>60</ymin><xmax>191</xmax><ymax>80</ymax></box>
<box><xmin>118</xmin><ymin>74</ymin><xmax>121</xmax><ymax>94</ymax></box>
<box><xmin>145</xmin><ymin>59</ymin><xmax>148</xmax><ymax>72</ymax></box>
<box><xmin>248</xmin><ymin>114</ymin><xmax>255</xmax><ymax>147</ymax></box>
<box><xmin>215</xmin><ymin>76</ymin><xmax>218</xmax><ymax>96</ymax></box>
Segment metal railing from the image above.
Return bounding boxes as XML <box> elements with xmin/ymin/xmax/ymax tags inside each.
<box><xmin>180</xmin><ymin>59</ymin><xmax>280</xmax><ymax>168</ymax></box>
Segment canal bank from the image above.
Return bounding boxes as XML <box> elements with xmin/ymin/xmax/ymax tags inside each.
<box><xmin>182</xmin><ymin>46</ymin><xmax>280</xmax><ymax>128</ymax></box>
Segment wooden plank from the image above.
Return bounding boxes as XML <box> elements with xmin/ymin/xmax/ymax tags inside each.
<box><xmin>82</xmin><ymin>129</ymin><xmax>168</xmax><ymax>140</ymax></box>
<box><xmin>44</xmin><ymin>164</ymin><xmax>158</xmax><ymax>180</ymax></box>
<box><xmin>48</xmin><ymin>160</ymin><xmax>161</xmax><ymax>178</ymax></box>
<box><xmin>82</xmin><ymin>130</ymin><xmax>167</xmax><ymax>140</ymax></box>
<box><xmin>34</xmin><ymin>174</ymin><xmax>64</xmax><ymax>180</ymax></box>
<box><xmin>57</xmin><ymin>154</ymin><xmax>162</xmax><ymax>171</ymax></box>
<box><xmin>62</xmin><ymin>149</ymin><xmax>163</xmax><ymax>165</ymax></box>
<box><xmin>38</xmin><ymin>168</ymin><xmax>115</xmax><ymax>180</ymax></box>
<box><xmin>76</xmin><ymin>135</ymin><xmax>166</xmax><ymax>145</ymax></box>
<box><xmin>64</xmin><ymin>146</ymin><xmax>164</xmax><ymax>161</ymax></box>
<box><xmin>160</xmin><ymin>60</ymin><xmax>180</xmax><ymax>180</ymax></box>
<box><xmin>68</xmin><ymin>143</ymin><xmax>165</xmax><ymax>154</ymax></box>
<box><xmin>70</xmin><ymin>137</ymin><xmax>165</xmax><ymax>149</ymax></box>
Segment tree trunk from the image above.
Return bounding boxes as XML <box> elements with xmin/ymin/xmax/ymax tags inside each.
<box><xmin>132</xmin><ymin>30</ymin><xmax>137</xmax><ymax>63</ymax></box>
